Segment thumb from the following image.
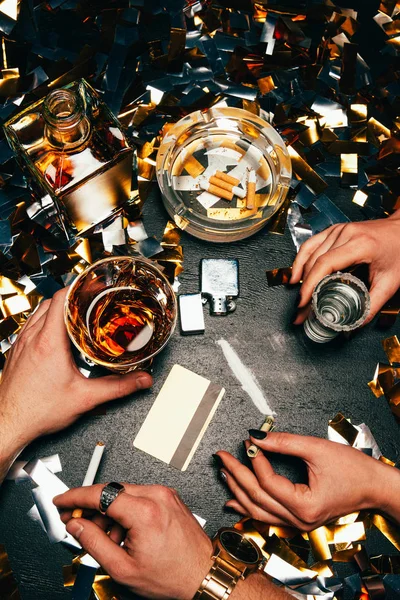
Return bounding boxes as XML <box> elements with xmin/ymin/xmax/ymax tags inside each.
<box><xmin>66</xmin><ymin>518</ymin><xmax>132</xmax><ymax>580</ymax></box>
<box><xmin>84</xmin><ymin>371</ymin><xmax>153</xmax><ymax>406</ymax></box>
<box><xmin>249</xmin><ymin>431</ymin><xmax>319</xmax><ymax>461</ymax></box>
<box><xmin>365</xmin><ymin>272</ymin><xmax>400</xmax><ymax>324</ymax></box>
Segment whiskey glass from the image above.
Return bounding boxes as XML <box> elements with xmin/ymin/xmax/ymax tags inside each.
<box><xmin>65</xmin><ymin>257</ymin><xmax>177</xmax><ymax>372</ymax></box>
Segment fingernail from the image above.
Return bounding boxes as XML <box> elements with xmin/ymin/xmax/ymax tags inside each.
<box><xmin>136</xmin><ymin>374</ymin><xmax>152</xmax><ymax>390</ymax></box>
<box><xmin>66</xmin><ymin>519</ymin><xmax>84</xmax><ymax>540</ymax></box>
<box><xmin>212</xmin><ymin>454</ymin><xmax>224</xmax><ymax>469</ymax></box>
<box><xmin>219</xmin><ymin>470</ymin><xmax>227</xmax><ymax>483</ymax></box>
<box><xmin>249</xmin><ymin>429</ymin><xmax>267</xmax><ymax>440</ymax></box>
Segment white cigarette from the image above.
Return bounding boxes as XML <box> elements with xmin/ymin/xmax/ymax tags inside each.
<box><xmin>82</xmin><ymin>442</ymin><xmax>105</xmax><ymax>486</ymax></box>
<box><xmin>248</xmin><ymin>170</ymin><xmax>257</xmax><ymax>184</ymax></box>
<box><xmin>232</xmin><ymin>185</ymin><xmax>246</xmax><ymax>199</ymax></box>
<box><xmin>72</xmin><ymin>442</ymin><xmax>105</xmax><ymax>518</ymax></box>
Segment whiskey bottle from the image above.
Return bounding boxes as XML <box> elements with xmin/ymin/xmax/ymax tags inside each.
<box><xmin>4</xmin><ymin>79</ymin><xmax>133</xmax><ymax>238</ymax></box>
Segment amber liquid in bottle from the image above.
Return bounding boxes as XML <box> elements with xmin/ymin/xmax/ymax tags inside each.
<box><xmin>4</xmin><ymin>80</ymin><xmax>133</xmax><ymax>237</ymax></box>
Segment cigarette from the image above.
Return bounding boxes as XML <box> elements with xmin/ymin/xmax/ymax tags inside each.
<box><xmin>72</xmin><ymin>442</ymin><xmax>105</xmax><ymax>518</ymax></box>
<box><xmin>215</xmin><ymin>170</ymin><xmax>240</xmax><ymax>187</ymax></box>
<box><xmin>246</xmin><ymin>170</ymin><xmax>256</xmax><ymax>210</ymax></box>
<box><xmin>247</xmin><ymin>416</ymin><xmax>274</xmax><ymax>458</ymax></box>
<box><xmin>199</xmin><ymin>179</ymin><xmax>233</xmax><ymax>201</ymax></box>
<box><xmin>209</xmin><ymin>175</ymin><xmax>246</xmax><ymax>199</ymax></box>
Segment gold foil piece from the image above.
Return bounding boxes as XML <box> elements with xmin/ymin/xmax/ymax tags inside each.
<box><xmin>310</xmin><ymin>561</ymin><xmax>334</xmax><ymax>576</ymax></box>
<box><xmin>308</xmin><ymin>527</ymin><xmax>332</xmax><ymax>561</ymax></box>
<box><xmin>257</xmin><ymin>76</ymin><xmax>276</xmax><ymax>94</ymax></box>
<box><xmin>368</xmin><ymin>117</ymin><xmax>391</xmax><ymax>143</ymax></box>
<box><xmin>264</xmin><ymin>535</ymin><xmax>317</xmax><ymax>579</ymax></box>
<box><xmin>325</xmin><ymin>522</ymin><xmax>366</xmax><ymax>544</ymax></box>
<box><xmin>328</xmin><ymin>412</ymin><xmax>359</xmax><ymax>445</ymax></box>
<box><xmin>1</xmin><ymin>294</ymin><xmax>30</xmax><ymax>317</ymax></box>
<box><xmin>0</xmin><ymin>316</ymin><xmax>19</xmax><ymax>339</ymax></box>
<box><xmin>382</xmin><ymin>335</ymin><xmax>400</xmax><ymax>364</ymax></box>
<box><xmin>266</xmin><ymin>266</ymin><xmax>292</xmax><ymax>286</ymax></box>
<box><xmin>156</xmin><ymin>220</ymin><xmax>184</xmax><ymax>281</ymax></box>
<box><xmin>353</xmin><ymin>190</ymin><xmax>368</xmax><ymax>207</ymax></box>
<box><xmin>0</xmin><ymin>544</ymin><xmax>20</xmax><ymax>599</ymax></box>
<box><xmin>0</xmin><ymin>0</ymin><xmax>19</xmax><ymax>21</ymax></box>
<box><xmin>182</xmin><ymin>155</ymin><xmax>205</xmax><ymax>178</ymax></box>
<box><xmin>287</xmin><ymin>145</ymin><xmax>328</xmax><ymax>195</ymax></box>
<box><xmin>332</xmin><ymin>543</ymin><xmax>363</xmax><ymax>562</ymax></box>
<box><xmin>74</xmin><ymin>239</ymin><xmax>92</xmax><ymax>265</ymax></box>
<box><xmin>0</xmin><ymin>277</ymin><xmax>24</xmax><ymax>295</ymax></box>
<box><xmin>340</xmin><ymin>153</ymin><xmax>358</xmax><ymax>185</ymax></box>
<box><xmin>266</xmin><ymin>195</ymin><xmax>291</xmax><ymax>235</ymax></box>
<box><xmin>335</xmin><ymin>512</ymin><xmax>360</xmax><ymax>525</ymax></box>
<box><xmin>371</xmin><ymin>514</ymin><xmax>400</xmax><ymax>551</ymax></box>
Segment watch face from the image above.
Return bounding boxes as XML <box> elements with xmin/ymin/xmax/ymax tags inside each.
<box><xmin>219</xmin><ymin>531</ymin><xmax>260</xmax><ymax>564</ymax></box>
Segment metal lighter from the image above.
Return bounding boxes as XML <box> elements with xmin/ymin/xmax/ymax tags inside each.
<box><xmin>200</xmin><ymin>258</ymin><xmax>239</xmax><ymax>315</ymax></box>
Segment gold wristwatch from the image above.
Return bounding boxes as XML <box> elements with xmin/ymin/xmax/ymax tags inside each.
<box><xmin>194</xmin><ymin>528</ymin><xmax>265</xmax><ymax>600</ymax></box>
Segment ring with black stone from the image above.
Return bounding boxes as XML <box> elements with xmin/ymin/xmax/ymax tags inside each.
<box><xmin>99</xmin><ymin>482</ymin><xmax>125</xmax><ymax>515</ymax></box>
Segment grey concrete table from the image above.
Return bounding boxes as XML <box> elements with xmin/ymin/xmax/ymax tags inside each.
<box><xmin>0</xmin><ymin>184</ymin><xmax>399</xmax><ymax>599</ymax></box>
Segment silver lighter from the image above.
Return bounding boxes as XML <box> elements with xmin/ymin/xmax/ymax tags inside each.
<box><xmin>201</xmin><ymin>258</ymin><xmax>239</xmax><ymax>315</ymax></box>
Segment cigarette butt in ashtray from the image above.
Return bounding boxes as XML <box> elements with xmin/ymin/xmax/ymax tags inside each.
<box><xmin>215</xmin><ymin>170</ymin><xmax>241</xmax><ymax>187</ymax></box>
<box><xmin>209</xmin><ymin>175</ymin><xmax>246</xmax><ymax>199</ymax></box>
<box><xmin>247</xmin><ymin>416</ymin><xmax>275</xmax><ymax>458</ymax></box>
<box><xmin>246</xmin><ymin>170</ymin><xmax>256</xmax><ymax>210</ymax></box>
<box><xmin>72</xmin><ymin>442</ymin><xmax>105</xmax><ymax>518</ymax></box>
<box><xmin>199</xmin><ymin>179</ymin><xmax>233</xmax><ymax>201</ymax></box>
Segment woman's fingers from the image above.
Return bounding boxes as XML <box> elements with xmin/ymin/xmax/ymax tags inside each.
<box><xmin>366</xmin><ymin>271</ymin><xmax>400</xmax><ymax>324</ymax></box>
<box><xmin>291</xmin><ymin>228</ymin><xmax>335</xmax><ymax>284</ymax></box>
<box><xmin>221</xmin><ymin>469</ymin><xmax>290</xmax><ymax>525</ymax></box>
<box><xmin>217</xmin><ymin>451</ymin><xmax>301</xmax><ymax>522</ymax></box>
<box><xmin>298</xmin><ymin>240</ymin><xmax>365</xmax><ymax>308</ymax></box>
<box><xmin>224</xmin><ymin>500</ymin><xmax>249</xmax><ymax>515</ymax></box>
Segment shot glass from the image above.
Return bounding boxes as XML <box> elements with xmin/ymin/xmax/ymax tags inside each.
<box><xmin>65</xmin><ymin>256</ymin><xmax>177</xmax><ymax>372</ymax></box>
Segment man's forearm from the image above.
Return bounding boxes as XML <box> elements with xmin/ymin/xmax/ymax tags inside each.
<box><xmin>232</xmin><ymin>572</ymin><xmax>292</xmax><ymax>600</ymax></box>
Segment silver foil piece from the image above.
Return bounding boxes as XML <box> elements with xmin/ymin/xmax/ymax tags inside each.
<box><xmin>24</xmin><ymin>459</ymin><xmax>69</xmax><ymax>544</ymax></box>
<box><xmin>6</xmin><ymin>454</ymin><xmax>62</xmax><ymax>482</ymax></box>
<box><xmin>287</xmin><ymin>202</ymin><xmax>312</xmax><ymax>252</ymax></box>
<box><xmin>304</xmin><ymin>272</ymin><xmax>370</xmax><ymax>343</ymax></box>
<box><xmin>201</xmin><ymin>258</ymin><xmax>239</xmax><ymax>315</ymax></box>
<box><xmin>178</xmin><ymin>293</ymin><xmax>205</xmax><ymax>335</ymax></box>
<box><xmin>264</xmin><ymin>554</ymin><xmax>316</xmax><ymax>585</ymax></box>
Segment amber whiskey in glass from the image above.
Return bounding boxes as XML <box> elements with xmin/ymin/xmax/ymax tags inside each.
<box><xmin>4</xmin><ymin>79</ymin><xmax>133</xmax><ymax>237</ymax></box>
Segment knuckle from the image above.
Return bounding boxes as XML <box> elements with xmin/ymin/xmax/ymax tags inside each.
<box><xmin>153</xmin><ymin>485</ymin><xmax>176</xmax><ymax>503</ymax></box>
<box><xmin>139</xmin><ymin>498</ymin><xmax>162</xmax><ymax>523</ymax></box>
<box><xmin>248</xmin><ymin>487</ymin><xmax>264</xmax><ymax>506</ymax></box>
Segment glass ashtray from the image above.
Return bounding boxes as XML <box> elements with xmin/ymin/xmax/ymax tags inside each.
<box><xmin>156</xmin><ymin>107</ymin><xmax>292</xmax><ymax>242</ymax></box>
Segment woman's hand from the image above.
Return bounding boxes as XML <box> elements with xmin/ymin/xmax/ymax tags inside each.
<box><xmin>216</xmin><ymin>432</ymin><xmax>400</xmax><ymax>530</ymax></box>
<box><xmin>290</xmin><ymin>212</ymin><xmax>400</xmax><ymax>324</ymax></box>
<box><xmin>54</xmin><ymin>483</ymin><xmax>213</xmax><ymax>600</ymax></box>
<box><xmin>0</xmin><ymin>288</ymin><xmax>152</xmax><ymax>482</ymax></box>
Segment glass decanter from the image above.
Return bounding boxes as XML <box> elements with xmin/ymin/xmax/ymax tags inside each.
<box><xmin>4</xmin><ymin>79</ymin><xmax>133</xmax><ymax>238</ymax></box>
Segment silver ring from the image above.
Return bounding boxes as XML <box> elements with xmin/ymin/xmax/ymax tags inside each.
<box><xmin>99</xmin><ymin>482</ymin><xmax>125</xmax><ymax>515</ymax></box>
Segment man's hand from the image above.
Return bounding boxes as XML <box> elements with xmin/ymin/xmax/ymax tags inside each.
<box><xmin>216</xmin><ymin>432</ymin><xmax>400</xmax><ymax>530</ymax></box>
<box><xmin>0</xmin><ymin>288</ymin><xmax>152</xmax><ymax>481</ymax></box>
<box><xmin>54</xmin><ymin>483</ymin><xmax>213</xmax><ymax>600</ymax></box>
<box><xmin>290</xmin><ymin>212</ymin><xmax>400</xmax><ymax>324</ymax></box>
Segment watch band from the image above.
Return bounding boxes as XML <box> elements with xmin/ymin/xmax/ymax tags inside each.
<box><xmin>194</xmin><ymin>557</ymin><xmax>242</xmax><ymax>600</ymax></box>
